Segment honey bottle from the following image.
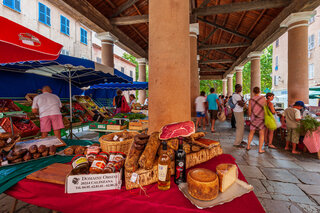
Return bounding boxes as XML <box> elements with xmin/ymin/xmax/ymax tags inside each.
<box><xmin>158</xmin><ymin>141</ymin><xmax>171</xmax><ymax>190</ymax></box>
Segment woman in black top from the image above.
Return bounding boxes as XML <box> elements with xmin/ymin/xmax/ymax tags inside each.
<box><xmin>113</xmin><ymin>89</ymin><xmax>123</xmax><ymax>114</ymax></box>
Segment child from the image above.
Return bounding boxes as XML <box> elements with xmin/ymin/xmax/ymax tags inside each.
<box><xmin>284</xmin><ymin>101</ymin><xmax>304</xmax><ymax>154</ymax></box>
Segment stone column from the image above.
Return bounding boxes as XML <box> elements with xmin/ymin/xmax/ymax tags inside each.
<box><xmin>96</xmin><ymin>32</ymin><xmax>118</xmax><ymax>67</ymax></box>
<box><xmin>235</xmin><ymin>66</ymin><xmax>243</xmax><ymax>86</ymax></box>
<box><xmin>248</xmin><ymin>51</ymin><xmax>263</xmax><ymax>98</ymax></box>
<box><xmin>222</xmin><ymin>79</ymin><xmax>227</xmax><ymax>97</ymax></box>
<box><xmin>137</xmin><ymin>58</ymin><xmax>147</xmax><ymax>105</ymax></box>
<box><xmin>227</xmin><ymin>74</ymin><xmax>233</xmax><ymax>97</ymax></box>
<box><xmin>190</xmin><ymin>23</ymin><xmax>199</xmax><ymax>118</ymax></box>
<box><xmin>149</xmin><ymin>0</ymin><xmax>190</xmax><ymax>133</ymax></box>
<box><xmin>281</xmin><ymin>11</ymin><xmax>315</xmax><ymax>105</ymax></box>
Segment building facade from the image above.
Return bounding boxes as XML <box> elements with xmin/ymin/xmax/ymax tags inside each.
<box><xmin>272</xmin><ymin>6</ymin><xmax>320</xmax><ymax>106</ymax></box>
<box><xmin>0</xmin><ymin>0</ymin><xmax>136</xmax><ymax>78</ymax></box>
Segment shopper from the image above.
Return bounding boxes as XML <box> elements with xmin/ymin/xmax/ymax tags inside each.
<box><xmin>232</xmin><ymin>84</ymin><xmax>246</xmax><ymax>148</ymax></box>
<box><xmin>207</xmin><ymin>88</ymin><xmax>221</xmax><ymax>133</ymax></box>
<box><xmin>195</xmin><ymin>91</ymin><xmax>207</xmax><ymax>131</ymax></box>
<box><xmin>129</xmin><ymin>94</ymin><xmax>136</xmax><ymax>108</ymax></box>
<box><xmin>247</xmin><ymin>87</ymin><xmax>266</xmax><ymax>153</ymax></box>
<box><xmin>284</xmin><ymin>101</ymin><xmax>304</xmax><ymax>154</ymax></box>
<box><xmin>113</xmin><ymin>89</ymin><xmax>123</xmax><ymax>114</ymax></box>
<box><xmin>265</xmin><ymin>93</ymin><xmax>277</xmax><ymax>149</ymax></box>
<box><xmin>32</xmin><ymin>86</ymin><xmax>64</xmax><ymax>139</ymax></box>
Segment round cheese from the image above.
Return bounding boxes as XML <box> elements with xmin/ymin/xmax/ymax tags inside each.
<box><xmin>187</xmin><ymin>168</ymin><xmax>219</xmax><ymax>201</ymax></box>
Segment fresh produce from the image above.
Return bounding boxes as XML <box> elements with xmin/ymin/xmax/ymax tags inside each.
<box><xmin>298</xmin><ymin>115</ymin><xmax>320</xmax><ymax>135</ymax></box>
<box><xmin>113</xmin><ymin>113</ymin><xmax>146</xmax><ymax>120</ymax></box>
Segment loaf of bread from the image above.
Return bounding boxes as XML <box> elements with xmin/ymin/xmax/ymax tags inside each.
<box><xmin>187</xmin><ymin>168</ymin><xmax>219</xmax><ymax>201</ymax></box>
<box><xmin>138</xmin><ymin>132</ymin><xmax>160</xmax><ymax>170</ymax></box>
<box><xmin>216</xmin><ymin>163</ymin><xmax>237</xmax><ymax>192</ymax></box>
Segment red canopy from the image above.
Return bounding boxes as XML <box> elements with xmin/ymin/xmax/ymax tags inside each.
<box><xmin>0</xmin><ymin>16</ymin><xmax>63</xmax><ymax>63</ymax></box>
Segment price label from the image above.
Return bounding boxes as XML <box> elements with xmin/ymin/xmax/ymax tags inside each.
<box><xmin>130</xmin><ymin>173</ymin><xmax>139</xmax><ymax>183</ymax></box>
<box><xmin>7</xmin><ymin>137</ymin><xmax>12</xmax><ymax>144</ymax></box>
<box><xmin>98</xmin><ymin>125</ymin><xmax>104</xmax><ymax>129</ymax></box>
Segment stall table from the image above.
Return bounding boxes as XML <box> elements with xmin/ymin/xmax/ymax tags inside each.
<box><xmin>5</xmin><ymin>154</ymin><xmax>265</xmax><ymax>213</ymax></box>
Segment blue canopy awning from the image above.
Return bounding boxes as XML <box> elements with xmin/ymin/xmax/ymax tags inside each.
<box><xmin>90</xmin><ymin>82</ymin><xmax>148</xmax><ymax>90</ymax></box>
<box><xmin>0</xmin><ymin>55</ymin><xmax>133</xmax><ymax>87</ymax></box>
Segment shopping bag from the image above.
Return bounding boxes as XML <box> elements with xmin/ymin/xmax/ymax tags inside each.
<box><xmin>264</xmin><ymin>106</ymin><xmax>277</xmax><ymax>130</ymax></box>
<box><xmin>303</xmin><ymin>129</ymin><xmax>320</xmax><ymax>153</ymax></box>
<box><xmin>217</xmin><ymin>111</ymin><xmax>226</xmax><ymax>122</ymax></box>
<box><xmin>121</xmin><ymin>96</ymin><xmax>131</xmax><ymax>113</ymax></box>
<box><xmin>274</xmin><ymin>114</ymin><xmax>281</xmax><ymax>128</ymax></box>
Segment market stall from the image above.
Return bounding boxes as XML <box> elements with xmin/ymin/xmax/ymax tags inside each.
<box><xmin>1</xmin><ymin>121</ymin><xmax>264</xmax><ymax>212</ymax></box>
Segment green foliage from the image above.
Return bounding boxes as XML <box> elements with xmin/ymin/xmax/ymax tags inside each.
<box><xmin>122</xmin><ymin>52</ymin><xmax>149</xmax><ymax>82</ymax></box>
<box><xmin>298</xmin><ymin>115</ymin><xmax>320</xmax><ymax>135</ymax></box>
<box><xmin>200</xmin><ymin>45</ymin><xmax>273</xmax><ymax>95</ymax></box>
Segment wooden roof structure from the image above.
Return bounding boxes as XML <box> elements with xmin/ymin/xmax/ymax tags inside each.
<box><xmin>55</xmin><ymin>0</ymin><xmax>320</xmax><ymax>79</ymax></box>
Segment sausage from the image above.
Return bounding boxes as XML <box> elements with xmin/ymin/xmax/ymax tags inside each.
<box><xmin>38</xmin><ymin>145</ymin><xmax>47</xmax><ymax>153</ymax></box>
<box><xmin>7</xmin><ymin>150</ymin><xmax>19</xmax><ymax>161</ymax></box>
<box><xmin>74</xmin><ymin>146</ymin><xmax>85</xmax><ymax>155</ymax></box>
<box><xmin>138</xmin><ymin>132</ymin><xmax>161</xmax><ymax>170</ymax></box>
<box><xmin>11</xmin><ymin>158</ymin><xmax>23</xmax><ymax>163</ymax></box>
<box><xmin>12</xmin><ymin>148</ymin><xmax>28</xmax><ymax>156</ymax></box>
<box><xmin>41</xmin><ymin>148</ymin><xmax>49</xmax><ymax>157</ymax></box>
<box><xmin>63</xmin><ymin>147</ymin><xmax>74</xmax><ymax>155</ymax></box>
<box><xmin>49</xmin><ymin>145</ymin><xmax>56</xmax><ymax>155</ymax></box>
<box><xmin>32</xmin><ymin>153</ymin><xmax>41</xmax><ymax>159</ymax></box>
<box><xmin>23</xmin><ymin>152</ymin><xmax>32</xmax><ymax>161</ymax></box>
<box><xmin>0</xmin><ymin>140</ymin><xmax>5</xmax><ymax>148</ymax></box>
<box><xmin>29</xmin><ymin>145</ymin><xmax>38</xmax><ymax>154</ymax></box>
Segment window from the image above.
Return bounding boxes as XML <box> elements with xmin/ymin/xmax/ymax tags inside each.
<box><xmin>309</xmin><ymin>15</ymin><xmax>315</xmax><ymax>24</ymax></box>
<box><xmin>3</xmin><ymin>0</ymin><xmax>20</xmax><ymax>12</ymax></box>
<box><xmin>38</xmin><ymin>2</ymin><xmax>50</xmax><ymax>26</ymax></box>
<box><xmin>130</xmin><ymin>70</ymin><xmax>133</xmax><ymax>77</ymax></box>
<box><xmin>308</xmin><ymin>34</ymin><xmax>315</xmax><ymax>50</ymax></box>
<box><xmin>60</xmin><ymin>49</ymin><xmax>69</xmax><ymax>56</ymax></box>
<box><xmin>274</xmin><ymin>76</ymin><xmax>279</xmax><ymax>86</ymax></box>
<box><xmin>275</xmin><ymin>56</ymin><xmax>278</xmax><ymax>71</ymax></box>
<box><xmin>80</xmin><ymin>28</ymin><xmax>87</xmax><ymax>45</ymax></box>
<box><xmin>275</xmin><ymin>39</ymin><xmax>279</xmax><ymax>47</ymax></box>
<box><xmin>60</xmin><ymin>15</ymin><xmax>70</xmax><ymax>36</ymax></box>
<box><xmin>309</xmin><ymin>64</ymin><xmax>314</xmax><ymax>79</ymax></box>
<box><xmin>96</xmin><ymin>57</ymin><xmax>101</xmax><ymax>63</ymax></box>
<box><xmin>121</xmin><ymin>67</ymin><xmax>124</xmax><ymax>73</ymax></box>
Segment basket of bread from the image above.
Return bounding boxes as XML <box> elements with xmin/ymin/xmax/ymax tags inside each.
<box><xmin>99</xmin><ymin>130</ymin><xmax>139</xmax><ymax>155</ymax></box>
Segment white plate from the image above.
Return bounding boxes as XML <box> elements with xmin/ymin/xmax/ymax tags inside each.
<box><xmin>178</xmin><ymin>179</ymin><xmax>254</xmax><ymax>209</ymax></box>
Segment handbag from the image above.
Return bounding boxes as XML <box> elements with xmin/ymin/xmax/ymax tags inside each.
<box><xmin>274</xmin><ymin>114</ymin><xmax>281</xmax><ymax>128</ymax></box>
<box><xmin>121</xmin><ymin>96</ymin><xmax>131</xmax><ymax>113</ymax></box>
<box><xmin>264</xmin><ymin>105</ymin><xmax>277</xmax><ymax>130</ymax></box>
<box><xmin>217</xmin><ymin>111</ymin><xmax>226</xmax><ymax>122</ymax></box>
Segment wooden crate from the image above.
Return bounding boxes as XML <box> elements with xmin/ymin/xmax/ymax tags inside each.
<box><xmin>124</xmin><ymin>145</ymin><xmax>223</xmax><ymax>190</ymax></box>
<box><xmin>107</xmin><ymin>125</ymin><xmax>127</xmax><ymax>130</ymax></box>
<box><xmin>128</xmin><ymin>121</ymin><xmax>148</xmax><ymax>130</ymax></box>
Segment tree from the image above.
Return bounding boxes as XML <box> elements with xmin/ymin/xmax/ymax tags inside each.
<box><xmin>200</xmin><ymin>44</ymin><xmax>273</xmax><ymax>95</ymax></box>
<box><xmin>122</xmin><ymin>52</ymin><xmax>149</xmax><ymax>82</ymax></box>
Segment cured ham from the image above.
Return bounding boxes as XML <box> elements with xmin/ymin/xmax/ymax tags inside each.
<box><xmin>159</xmin><ymin>121</ymin><xmax>195</xmax><ymax>140</ymax></box>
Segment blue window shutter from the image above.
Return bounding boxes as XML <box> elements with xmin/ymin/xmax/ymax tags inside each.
<box><xmin>60</xmin><ymin>16</ymin><xmax>65</xmax><ymax>34</ymax></box>
<box><xmin>39</xmin><ymin>3</ymin><xmax>45</xmax><ymax>23</ymax></box>
<box><xmin>46</xmin><ymin>7</ymin><xmax>51</xmax><ymax>26</ymax></box>
<box><xmin>14</xmin><ymin>0</ymin><xmax>20</xmax><ymax>12</ymax></box>
<box><xmin>66</xmin><ymin>19</ymin><xmax>70</xmax><ymax>35</ymax></box>
<box><xmin>4</xmin><ymin>0</ymin><xmax>13</xmax><ymax>8</ymax></box>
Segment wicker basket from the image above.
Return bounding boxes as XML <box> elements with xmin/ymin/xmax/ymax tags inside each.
<box><xmin>99</xmin><ymin>131</ymin><xmax>139</xmax><ymax>155</ymax></box>
<box><xmin>125</xmin><ymin>145</ymin><xmax>223</xmax><ymax>190</ymax></box>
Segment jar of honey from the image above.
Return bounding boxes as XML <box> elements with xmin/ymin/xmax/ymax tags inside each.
<box><xmin>89</xmin><ymin>155</ymin><xmax>107</xmax><ymax>174</ymax></box>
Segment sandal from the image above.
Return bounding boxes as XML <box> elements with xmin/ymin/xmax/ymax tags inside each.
<box><xmin>269</xmin><ymin>145</ymin><xmax>277</xmax><ymax>149</ymax></box>
<box><xmin>246</xmin><ymin>147</ymin><xmax>251</xmax><ymax>151</ymax></box>
<box><xmin>258</xmin><ymin>150</ymin><xmax>265</xmax><ymax>154</ymax></box>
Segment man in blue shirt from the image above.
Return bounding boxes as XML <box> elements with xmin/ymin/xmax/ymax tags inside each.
<box><xmin>207</xmin><ymin>88</ymin><xmax>221</xmax><ymax>132</ymax></box>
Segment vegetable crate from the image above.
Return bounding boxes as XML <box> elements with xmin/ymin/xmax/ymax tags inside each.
<box><xmin>89</xmin><ymin>123</ymin><xmax>108</xmax><ymax>130</ymax></box>
<box><xmin>0</xmin><ymin>99</ymin><xmax>21</xmax><ymax>112</ymax></box>
<box><xmin>0</xmin><ymin>117</ymin><xmax>40</xmax><ymax>137</ymax></box>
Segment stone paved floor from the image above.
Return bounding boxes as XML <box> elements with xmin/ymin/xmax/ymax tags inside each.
<box><xmin>1</xmin><ymin>121</ymin><xmax>320</xmax><ymax>212</ymax></box>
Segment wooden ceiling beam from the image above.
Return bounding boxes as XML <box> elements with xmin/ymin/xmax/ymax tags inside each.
<box><xmin>198</xmin><ymin>17</ymin><xmax>253</xmax><ymax>41</ymax></box>
<box><xmin>110</xmin><ymin>15</ymin><xmax>149</xmax><ymax>25</ymax></box>
<box><xmin>214</xmin><ymin>49</ymin><xmax>237</xmax><ymax>58</ymax></box>
<box><xmin>199</xmin><ymin>28</ymin><xmax>218</xmax><ymax>46</ymax></box>
<box><xmin>60</xmin><ymin>0</ymin><xmax>147</xmax><ymax>58</ymax></box>
<box><xmin>199</xmin><ymin>0</ymin><xmax>212</xmax><ymax>8</ymax></box>
<box><xmin>200</xmin><ymin>75</ymin><xmax>223</xmax><ymax>80</ymax></box>
<box><xmin>223</xmin><ymin>0</ymin><xmax>320</xmax><ymax>78</ymax></box>
<box><xmin>194</xmin><ymin>0</ymin><xmax>291</xmax><ymax>16</ymax></box>
<box><xmin>105</xmin><ymin>0</ymin><xmax>116</xmax><ymax>8</ymax></box>
<box><xmin>200</xmin><ymin>67</ymin><xmax>227</xmax><ymax>72</ymax></box>
<box><xmin>111</xmin><ymin>0</ymin><xmax>140</xmax><ymax>18</ymax></box>
<box><xmin>199</xmin><ymin>59</ymin><xmax>235</xmax><ymax>64</ymax></box>
<box><xmin>199</xmin><ymin>42</ymin><xmax>251</xmax><ymax>50</ymax></box>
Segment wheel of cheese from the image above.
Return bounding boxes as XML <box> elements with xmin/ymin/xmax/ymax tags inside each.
<box><xmin>216</xmin><ymin>164</ymin><xmax>237</xmax><ymax>193</ymax></box>
<box><xmin>187</xmin><ymin>168</ymin><xmax>219</xmax><ymax>201</ymax></box>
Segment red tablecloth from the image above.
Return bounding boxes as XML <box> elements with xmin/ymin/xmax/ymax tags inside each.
<box><xmin>6</xmin><ymin>154</ymin><xmax>265</xmax><ymax>213</ymax></box>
